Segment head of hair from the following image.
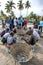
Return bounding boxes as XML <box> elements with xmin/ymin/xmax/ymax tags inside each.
<box><xmin>29</xmin><ymin>29</ymin><xmax>33</xmax><ymax>35</ymax></box>
<box><xmin>29</xmin><ymin>27</ymin><xmax>31</xmax><ymax>30</ymax></box>
<box><xmin>10</xmin><ymin>31</ymin><xmax>14</xmax><ymax>36</ymax></box>
<box><xmin>23</xmin><ymin>18</ymin><xmax>24</xmax><ymax>20</ymax></box>
<box><xmin>6</xmin><ymin>28</ymin><xmax>9</xmax><ymax>32</ymax></box>
<box><xmin>26</xmin><ymin>28</ymin><xmax>33</xmax><ymax>35</ymax></box>
<box><xmin>36</xmin><ymin>19</ymin><xmax>37</xmax><ymax>21</ymax></box>
<box><xmin>16</xmin><ymin>18</ymin><xmax>17</xmax><ymax>19</ymax></box>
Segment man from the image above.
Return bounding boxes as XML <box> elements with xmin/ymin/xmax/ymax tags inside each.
<box><xmin>18</xmin><ymin>17</ymin><xmax>23</xmax><ymax>28</ymax></box>
<box><xmin>1</xmin><ymin>28</ymin><xmax>10</xmax><ymax>44</ymax></box>
<box><xmin>0</xmin><ymin>28</ymin><xmax>9</xmax><ymax>37</ymax></box>
<box><xmin>7</xmin><ymin>31</ymin><xmax>16</xmax><ymax>53</ymax></box>
<box><xmin>34</xmin><ymin>24</ymin><xmax>41</xmax><ymax>36</ymax></box>
<box><xmin>39</xmin><ymin>17</ymin><xmax>43</xmax><ymax>32</ymax></box>
<box><xmin>33</xmin><ymin>29</ymin><xmax>40</xmax><ymax>40</ymax></box>
<box><xmin>24</xmin><ymin>18</ymin><xmax>28</xmax><ymax>30</ymax></box>
<box><xmin>8</xmin><ymin>17</ymin><xmax>13</xmax><ymax>30</ymax></box>
<box><xmin>22</xmin><ymin>28</ymin><xmax>36</xmax><ymax>45</ymax></box>
<box><xmin>14</xmin><ymin>18</ymin><xmax>18</xmax><ymax>27</ymax></box>
<box><xmin>27</xmin><ymin>27</ymin><xmax>40</xmax><ymax>40</ymax></box>
<box><xmin>25</xmin><ymin>27</ymin><xmax>40</xmax><ymax>45</ymax></box>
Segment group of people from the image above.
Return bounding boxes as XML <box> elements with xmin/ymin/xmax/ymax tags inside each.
<box><xmin>0</xmin><ymin>16</ymin><xmax>43</xmax><ymax>53</ymax></box>
<box><xmin>0</xmin><ymin>27</ymin><xmax>17</xmax><ymax>53</ymax></box>
<box><xmin>3</xmin><ymin>17</ymin><xmax>28</xmax><ymax>30</ymax></box>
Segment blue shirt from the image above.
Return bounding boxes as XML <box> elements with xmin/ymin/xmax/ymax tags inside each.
<box><xmin>40</xmin><ymin>21</ymin><xmax>43</xmax><ymax>26</ymax></box>
<box><xmin>18</xmin><ymin>19</ymin><xmax>23</xmax><ymax>24</ymax></box>
<box><xmin>8</xmin><ymin>19</ymin><xmax>12</xmax><ymax>25</ymax></box>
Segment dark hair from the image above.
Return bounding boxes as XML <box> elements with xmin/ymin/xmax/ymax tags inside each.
<box><xmin>10</xmin><ymin>31</ymin><xmax>14</xmax><ymax>36</ymax></box>
<box><xmin>16</xmin><ymin>18</ymin><xmax>17</xmax><ymax>19</ymax></box>
<box><xmin>29</xmin><ymin>27</ymin><xmax>31</xmax><ymax>29</ymax></box>
<box><xmin>23</xmin><ymin>18</ymin><xmax>24</xmax><ymax>20</ymax></box>
<box><xmin>12</xmin><ymin>28</ymin><xmax>17</xmax><ymax>33</ymax></box>
<box><xmin>6</xmin><ymin>28</ymin><xmax>9</xmax><ymax>32</ymax></box>
<box><xmin>26</xmin><ymin>28</ymin><xmax>33</xmax><ymax>35</ymax></box>
<box><xmin>35</xmin><ymin>19</ymin><xmax>37</xmax><ymax>21</ymax></box>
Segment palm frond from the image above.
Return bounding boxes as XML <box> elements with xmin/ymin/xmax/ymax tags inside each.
<box><xmin>7</xmin><ymin>1</ymin><xmax>10</xmax><ymax>3</ymax></box>
<box><xmin>17</xmin><ymin>0</ymin><xmax>24</xmax><ymax>10</ymax></box>
<box><xmin>5</xmin><ymin>0</ymin><xmax>16</xmax><ymax>14</ymax></box>
<box><xmin>25</xmin><ymin>1</ymin><xmax>31</xmax><ymax>8</ymax></box>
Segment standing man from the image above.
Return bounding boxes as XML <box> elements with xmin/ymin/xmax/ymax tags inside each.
<box><xmin>8</xmin><ymin>17</ymin><xmax>13</xmax><ymax>30</ymax></box>
<box><xmin>18</xmin><ymin>17</ymin><xmax>23</xmax><ymax>28</ymax></box>
<box><xmin>13</xmin><ymin>18</ymin><xmax>18</xmax><ymax>27</ymax></box>
<box><xmin>39</xmin><ymin>17</ymin><xmax>43</xmax><ymax>32</ymax></box>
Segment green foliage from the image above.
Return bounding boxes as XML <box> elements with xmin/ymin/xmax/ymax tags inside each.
<box><xmin>5</xmin><ymin>0</ymin><xmax>16</xmax><ymax>16</ymax></box>
<box><xmin>0</xmin><ymin>0</ymin><xmax>42</xmax><ymax>20</ymax></box>
<box><xmin>0</xmin><ymin>10</ymin><xmax>7</xmax><ymax>20</ymax></box>
<box><xmin>26</xmin><ymin>12</ymin><xmax>41</xmax><ymax>23</ymax></box>
<box><xmin>17</xmin><ymin>0</ymin><xmax>24</xmax><ymax>16</ymax></box>
<box><xmin>28</xmin><ymin>12</ymin><xmax>37</xmax><ymax>19</ymax></box>
<box><xmin>17</xmin><ymin>0</ymin><xmax>24</xmax><ymax>10</ymax></box>
<box><xmin>25</xmin><ymin>0</ymin><xmax>31</xmax><ymax>9</ymax></box>
<box><xmin>25</xmin><ymin>0</ymin><xmax>31</xmax><ymax>16</ymax></box>
<box><xmin>5</xmin><ymin>4</ymin><xmax>11</xmax><ymax>13</ymax></box>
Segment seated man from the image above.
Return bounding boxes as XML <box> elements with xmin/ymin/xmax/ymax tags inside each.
<box><xmin>33</xmin><ymin>29</ymin><xmax>40</xmax><ymax>40</ymax></box>
<box><xmin>22</xmin><ymin>27</ymin><xmax>40</xmax><ymax>46</ymax></box>
<box><xmin>26</xmin><ymin>27</ymin><xmax>40</xmax><ymax>40</ymax></box>
<box><xmin>0</xmin><ymin>28</ymin><xmax>9</xmax><ymax>37</ymax></box>
<box><xmin>7</xmin><ymin>31</ymin><xmax>16</xmax><ymax>53</ymax></box>
<box><xmin>1</xmin><ymin>28</ymin><xmax>10</xmax><ymax>44</ymax></box>
<box><xmin>7</xmin><ymin>31</ymin><xmax>16</xmax><ymax>45</ymax></box>
<box><xmin>34</xmin><ymin>24</ymin><xmax>41</xmax><ymax>36</ymax></box>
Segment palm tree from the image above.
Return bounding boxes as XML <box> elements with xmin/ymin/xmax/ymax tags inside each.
<box><xmin>29</xmin><ymin>12</ymin><xmax>37</xmax><ymax>19</ymax></box>
<box><xmin>0</xmin><ymin>10</ymin><xmax>7</xmax><ymax>19</ymax></box>
<box><xmin>5</xmin><ymin>4</ymin><xmax>11</xmax><ymax>14</ymax></box>
<box><xmin>25</xmin><ymin>0</ymin><xmax>31</xmax><ymax>16</ymax></box>
<box><xmin>5</xmin><ymin>0</ymin><xmax>16</xmax><ymax>15</ymax></box>
<box><xmin>1</xmin><ymin>10</ymin><xmax>4</xmax><ymax>16</ymax></box>
<box><xmin>10</xmin><ymin>11</ymin><xmax>16</xmax><ymax>18</ymax></box>
<box><xmin>17</xmin><ymin>0</ymin><xmax>24</xmax><ymax>17</ymax></box>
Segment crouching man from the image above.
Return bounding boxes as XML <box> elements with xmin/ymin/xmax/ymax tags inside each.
<box><xmin>7</xmin><ymin>31</ymin><xmax>16</xmax><ymax>53</ymax></box>
<box><xmin>22</xmin><ymin>27</ymin><xmax>40</xmax><ymax>52</ymax></box>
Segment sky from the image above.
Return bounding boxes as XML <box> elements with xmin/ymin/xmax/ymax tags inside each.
<box><xmin>0</xmin><ymin>0</ymin><xmax>43</xmax><ymax>17</ymax></box>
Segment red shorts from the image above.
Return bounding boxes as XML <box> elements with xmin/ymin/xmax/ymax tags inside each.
<box><xmin>7</xmin><ymin>44</ymin><xmax>11</xmax><ymax>48</ymax></box>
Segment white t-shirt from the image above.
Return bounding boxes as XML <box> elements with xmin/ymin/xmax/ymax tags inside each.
<box><xmin>3</xmin><ymin>33</ymin><xmax>10</xmax><ymax>39</ymax></box>
<box><xmin>33</xmin><ymin>29</ymin><xmax>38</xmax><ymax>32</ymax></box>
<box><xmin>14</xmin><ymin>19</ymin><xmax>17</xmax><ymax>26</ymax></box>
<box><xmin>7</xmin><ymin>36</ymin><xmax>14</xmax><ymax>44</ymax></box>
<box><xmin>33</xmin><ymin>30</ymin><xmax>40</xmax><ymax>40</ymax></box>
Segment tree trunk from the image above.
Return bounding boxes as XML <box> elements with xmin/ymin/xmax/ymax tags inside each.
<box><xmin>26</xmin><ymin>8</ymin><xmax>28</xmax><ymax>17</ymax></box>
<box><xmin>20</xmin><ymin>10</ymin><xmax>21</xmax><ymax>17</ymax></box>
